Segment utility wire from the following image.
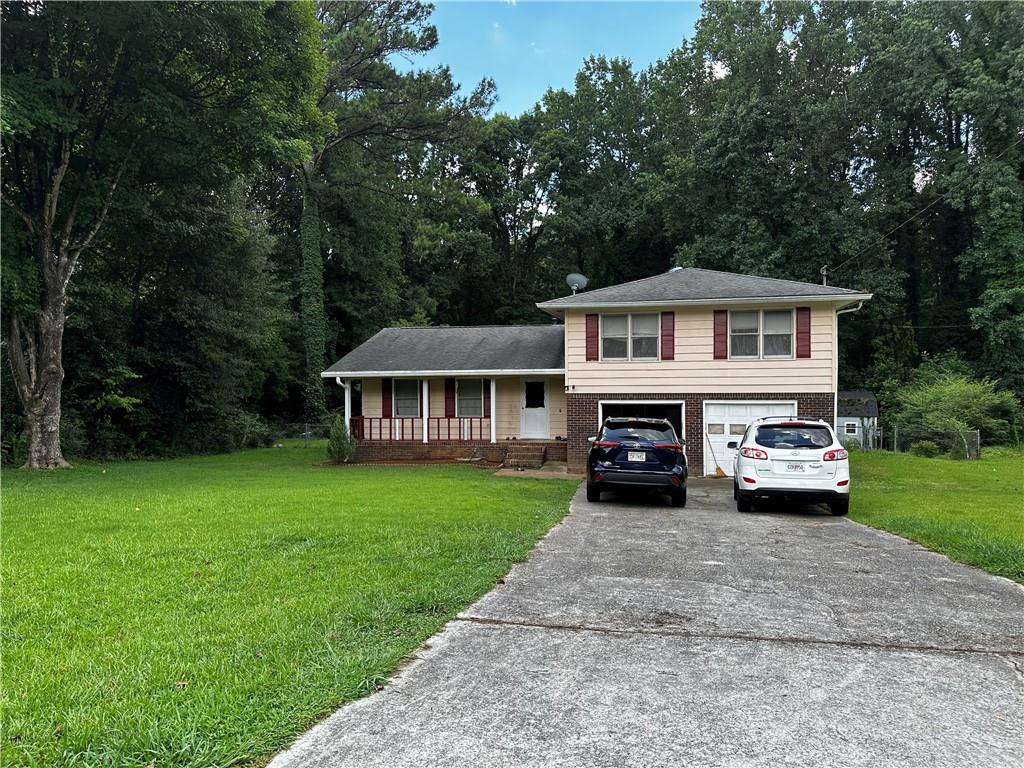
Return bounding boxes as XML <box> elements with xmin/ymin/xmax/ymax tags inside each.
<box><xmin>831</xmin><ymin>133</ymin><xmax>1024</xmax><ymax>275</ymax></box>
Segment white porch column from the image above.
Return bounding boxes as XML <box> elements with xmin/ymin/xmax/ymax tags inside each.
<box><xmin>342</xmin><ymin>378</ymin><xmax>351</xmax><ymax>433</ymax></box>
<box><xmin>490</xmin><ymin>378</ymin><xmax>497</xmax><ymax>443</ymax></box>
<box><xmin>421</xmin><ymin>379</ymin><xmax>429</xmax><ymax>443</ymax></box>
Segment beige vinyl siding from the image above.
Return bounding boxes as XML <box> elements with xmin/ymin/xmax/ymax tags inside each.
<box><xmin>495</xmin><ymin>377</ymin><xmax>519</xmax><ymax>439</ymax></box>
<box><xmin>564</xmin><ymin>305</ymin><xmax>837</xmax><ymax>394</ymax></box>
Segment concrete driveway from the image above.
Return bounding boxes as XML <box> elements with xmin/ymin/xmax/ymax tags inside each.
<box><xmin>270</xmin><ymin>480</ymin><xmax>1024</xmax><ymax>768</ymax></box>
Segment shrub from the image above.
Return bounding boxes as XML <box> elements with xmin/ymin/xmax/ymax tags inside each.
<box><xmin>841</xmin><ymin>437</ymin><xmax>862</xmax><ymax>452</ymax></box>
<box><xmin>893</xmin><ymin>358</ymin><xmax>1020</xmax><ymax>446</ymax></box>
<box><xmin>910</xmin><ymin>440</ymin><xmax>940</xmax><ymax>458</ymax></box>
<box><xmin>327</xmin><ymin>414</ymin><xmax>357</xmax><ymax>464</ymax></box>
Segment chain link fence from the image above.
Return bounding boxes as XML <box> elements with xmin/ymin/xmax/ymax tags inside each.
<box><xmin>889</xmin><ymin>426</ymin><xmax>981</xmax><ymax>459</ymax></box>
<box><xmin>269</xmin><ymin>423</ymin><xmax>331</xmax><ymax>448</ymax></box>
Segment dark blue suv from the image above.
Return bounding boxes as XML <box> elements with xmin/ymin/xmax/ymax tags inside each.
<box><xmin>585</xmin><ymin>417</ymin><xmax>687</xmax><ymax>507</ymax></box>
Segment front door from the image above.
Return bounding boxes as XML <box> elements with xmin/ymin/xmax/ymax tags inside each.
<box><xmin>520</xmin><ymin>379</ymin><xmax>549</xmax><ymax>438</ymax></box>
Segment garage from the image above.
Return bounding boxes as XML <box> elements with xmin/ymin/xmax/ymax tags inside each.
<box><xmin>598</xmin><ymin>400</ymin><xmax>685</xmax><ymax>442</ymax></box>
<box><xmin>703</xmin><ymin>401</ymin><xmax>796</xmax><ymax>476</ymax></box>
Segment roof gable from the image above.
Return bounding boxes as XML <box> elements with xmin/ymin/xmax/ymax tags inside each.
<box><xmin>537</xmin><ymin>267</ymin><xmax>869</xmax><ymax>311</ymax></box>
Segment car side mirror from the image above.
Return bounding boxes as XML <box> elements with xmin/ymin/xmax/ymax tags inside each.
<box><xmin>587</xmin><ymin>435</ymin><xmax>597</xmax><ymax>443</ymax></box>
<box><xmin>678</xmin><ymin>438</ymin><xmax>686</xmax><ymax>446</ymax></box>
<box><xmin>726</xmin><ymin>441</ymin><xmax>738</xmax><ymax>449</ymax></box>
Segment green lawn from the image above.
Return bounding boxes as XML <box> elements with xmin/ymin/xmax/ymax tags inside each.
<box><xmin>850</xmin><ymin>447</ymin><xmax>1024</xmax><ymax>582</ymax></box>
<box><xmin>1</xmin><ymin>446</ymin><xmax>577</xmax><ymax>767</ymax></box>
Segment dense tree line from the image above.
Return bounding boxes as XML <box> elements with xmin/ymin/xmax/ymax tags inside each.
<box><xmin>3</xmin><ymin>0</ymin><xmax>1022</xmax><ymax>466</ymax></box>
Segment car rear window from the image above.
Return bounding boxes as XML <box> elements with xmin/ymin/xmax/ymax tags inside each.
<box><xmin>601</xmin><ymin>422</ymin><xmax>675</xmax><ymax>442</ymax></box>
<box><xmin>755</xmin><ymin>425</ymin><xmax>832</xmax><ymax>449</ymax></box>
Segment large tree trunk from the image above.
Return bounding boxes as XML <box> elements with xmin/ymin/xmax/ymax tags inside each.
<box><xmin>9</xmin><ymin>300</ymin><xmax>71</xmax><ymax>470</ymax></box>
<box><xmin>7</xmin><ymin>237</ymin><xmax>72</xmax><ymax>469</ymax></box>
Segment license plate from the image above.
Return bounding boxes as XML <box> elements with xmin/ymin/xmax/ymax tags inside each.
<box><xmin>628</xmin><ymin>451</ymin><xmax>646</xmax><ymax>463</ymax></box>
<box><xmin>786</xmin><ymin>463</ymin><xmax>805</xmax><ymax>472</ymax></box>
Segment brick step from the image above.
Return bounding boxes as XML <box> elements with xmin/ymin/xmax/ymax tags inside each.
<box><xmin>503</xmin><ymin>445</ymin><xmax>547</xmax><ymax>469</ymax></box>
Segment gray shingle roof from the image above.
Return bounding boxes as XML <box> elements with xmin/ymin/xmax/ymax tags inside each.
<box><xmin>537</xmin><ymin>267</ymin><xmax>869</xmax><ymax>311</ymax></box>
<box><xmin>322</xmin><ymin>325</ymin><xmax>565</xmax><ymax>376</ymax></box>
<box><xmin>837</xmin><ymin>389</ymin><xmax>879</xmax><ymax>418</ymax></box>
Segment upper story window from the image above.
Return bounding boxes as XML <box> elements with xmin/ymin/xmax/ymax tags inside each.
<box><xmin>729</xmin><ymin>309</ymin><xmax>794</xmax><ymax>359</ymax></box>
<box><xmin>601</xmin><ymin>313</ymin><xmax>659</xmax><ymax>361</ymax></box>
<box><xmin>456</xmin><ymin>379</ymin><xmax>483</xmax><ymax>417</ymax></box>
<box><xmin>393</xmin><ymin>379</ymin><xmax>420</xmax><ymax>417</ymax></box>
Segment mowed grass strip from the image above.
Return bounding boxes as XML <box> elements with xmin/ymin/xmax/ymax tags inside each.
<box><xmin>850</xmin><ymin>448</ymin><xmax>1024</xmax><ymax>582</ymax></box>
<box><xmin>1</xmin><ymin>447</ymin><xmax>578</xmax><ymax>767</ymax></box>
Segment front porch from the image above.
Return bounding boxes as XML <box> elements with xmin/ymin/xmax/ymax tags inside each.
<box><xmin>337</xmin><ymin>375</ymin><xmax>567</xmax><ymax>446</ymax></box>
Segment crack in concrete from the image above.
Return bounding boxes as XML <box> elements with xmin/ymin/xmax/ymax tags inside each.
<box><xmin>455</xmin><ymin>614</ymin><xmax>1024</xmax><ymax>659</ymax></box>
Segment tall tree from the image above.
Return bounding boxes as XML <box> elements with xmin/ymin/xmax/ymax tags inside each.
<box><xmin>297</xmin><ymin>0</ymin><xmax>493</xmax><ymax>420</ymax></box>
<box><xmin>1</xmin><ymin>1</ymin><xmax>323</xmax><ymax>467</ymax></box>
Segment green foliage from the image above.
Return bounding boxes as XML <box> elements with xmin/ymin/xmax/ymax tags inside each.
<box><xmin>910</xmin><ymin>440</ymin><xmax>940</xmax><ymax>458</ymax></box>
<box><xmin>2</xmin><ymin>448</ymin><xmax>576</xmax><ymax>766</ymax></box>
<box><xmin>299</xmin><ymin>187</ymin><xmax>328</xmax><ymax>421</ymax></box>
<box><xmin>894</xmin><ymin>356</ymin><xmax>1020</xmax><ymax>446</ymax></box>
<box><xmin>326</xmin><ymin>414</ymin><xmax>357</xmax><ymax>464</ymax></box>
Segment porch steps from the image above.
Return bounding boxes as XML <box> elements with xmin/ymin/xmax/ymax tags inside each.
<box><xmin>503</xmin><ymin>443</ymin><xmax>547</xmax><ymax>470</ymax></box>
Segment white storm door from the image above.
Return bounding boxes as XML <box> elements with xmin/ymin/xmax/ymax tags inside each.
<box><xmin>520</xmin><ymin>379</ymin><xmax>549</xmax><ymax>438</ymax></box>
<box><xmin>704</xmin><ymin>401</ymin><xmax>796</xmax><ymax>476</ymax></box>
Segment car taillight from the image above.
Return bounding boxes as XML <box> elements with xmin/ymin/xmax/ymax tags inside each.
<box><xmin>823</xmin><ymin>449</ymin><xmax>849</xmax><ymax>461</ymax></box>
<box><xmin>594</xmin><ymin>440</ymin><xmax>618</xmax><ymax>447</ymax></box>
<box><xmin>837</xmin><ymin>479</ymin><xmax>849</xmax><ymax>486</ymax></box>
<box><xmin>740</xmin><ymin>447</ymin><xmax>768</xmax><ymax>460</ymax></box>
<box><xmin>653</xmin><ymin>442</ymin><xmax>682</xmax><ymax>451</ymax></box>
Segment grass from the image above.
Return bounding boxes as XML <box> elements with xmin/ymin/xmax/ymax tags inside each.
<box><xmin>850</xmin><ymin>447</ymin><xmax>1024</xmax><ymax>583</ymax></box>
<box><xmin>1</xmin><ymin>445</ymin><xmax>578</xmax><ymax>767</ymax></box>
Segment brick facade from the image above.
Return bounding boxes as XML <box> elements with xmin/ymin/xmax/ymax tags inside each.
<box><xmin>566</xmin><ymin>392</ymin><xmax>835</xmax><ymax>474</ymax></box>
<box><xmin>352</xmin><ymin>440</ymin><xmax>567</xmax><ymax>465</ymax></box>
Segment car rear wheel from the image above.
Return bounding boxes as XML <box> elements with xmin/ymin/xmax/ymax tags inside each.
<box><xmin>829</xmin><ymin>498</ymin><xmax>849</xmax><ymax>516</ymax></box>
<box><xmin>736</xmin><ymin>494</ymin><xmax>753</xmax><ymax>513</ymax></box>
<box><xmin>670</xmin><ymin>488</ymin><xmax>687</xmax><ymax>508</ymax></box>
<box><xmin>586</xmin><ymin>482</ymin><xmax>601</xmax><ymax>503</ymax></box>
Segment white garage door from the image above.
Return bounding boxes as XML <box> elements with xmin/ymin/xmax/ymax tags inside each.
<box><xmin>703</xmin><ymin>401</ymin><xmax>796</xmax><ymax>476</ymax></box>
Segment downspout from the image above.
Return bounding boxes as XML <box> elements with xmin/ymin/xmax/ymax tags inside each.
<box><xmin>834</xmin><ymin>301</ymin><xmax>865</xmax><ymax>429</ymax></box>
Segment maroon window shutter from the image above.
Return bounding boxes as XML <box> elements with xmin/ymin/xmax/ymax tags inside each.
<box><xmin>796</xmin><ymin>307</ymin><xmax>811</xmax><ymax>358</ymax></box>
<box><xmin>482</xmin><ymin>379</ymin><xmax>491</xmax><ymax>415</ymax></box>
<box><xmin>660</xmin><ymin>312</ymin><xmax>675</xmax><ymax>360</ymax></box>
<box><xmin>382</xmin><ymin>378</ymin><xmax>393</xmax><ymax>416</ymax></box>
<box><xmin>585</xmin><ymin>314</ymin><xmax>599</xmax><ymax>361</ymax></box>
<box><xmin>713</xmin><ymin>310</ymin><xmax>728</xmax><ymax>359</ymax></box>
<box><xmin>444</xmin><ymin>378</ymin><xmax>456</xmax><ymax>417</ymax></box>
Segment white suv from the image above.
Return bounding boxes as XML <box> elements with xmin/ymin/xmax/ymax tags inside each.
<box><xmin>730</xmin><ymin>417</ymin><xmax>850</xmax><ymax>516</ymax></box>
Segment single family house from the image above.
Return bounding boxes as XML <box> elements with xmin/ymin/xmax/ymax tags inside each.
<box><xmin>322</xmin><ymin>267</ymin><xmax>872</xmax><ymax>475</ymax></box>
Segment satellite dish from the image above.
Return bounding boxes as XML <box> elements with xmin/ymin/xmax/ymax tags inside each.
<box><xmin>566</xmin><ymin>273</ymin><xmax>589</xmax><ymax>295</ymax></box>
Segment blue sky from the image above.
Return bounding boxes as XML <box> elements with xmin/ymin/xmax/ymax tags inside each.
<box><xmin>412</xmin><ymin>2</ymin><xmax>702</xmax><ymax>116</ymax></box>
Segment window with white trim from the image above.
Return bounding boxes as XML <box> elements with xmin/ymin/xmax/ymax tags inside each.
<box><xmin>844</xmin><ymin>422</ymin><xmax>858</xmax><ymax>435</ymax></box>
<box><xmin>393</xmin><ymin>379</ymin><xmax>420</xmax><ymax>417</ymax></box>
<box><xmin>762</xmin><ymin>310</ymin><xmax>793</xmax><ymax>357</ymax></box>
<box><xmin>729</xmin><ymin>311</ymin><xmax>759</xmax><ymax>357</ymax></box>
<box><xmin>729</xmin><ymin>309</ymin><xmax>795</xmax><ymax>359</ymax></box>
<box><xmin>601</xmin><ymin>314</ymin><xmax>659</xmax><ymax>361</ymax></box>
<box><xmin>456</xmin><ymin>379</ymin><xmax>483</xmax><ymax>417</ymax></box>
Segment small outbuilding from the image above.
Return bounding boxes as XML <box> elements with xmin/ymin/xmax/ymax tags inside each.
<box><xmin>836</xmin><ymin>389</ymin><xmax>879</xmax><ymax>449</ymax></box>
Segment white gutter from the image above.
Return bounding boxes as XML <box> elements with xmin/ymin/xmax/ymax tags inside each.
<box><xmin>321</xmin><ymin>368</ymin><xmax>564</xmax><ymax>379</ymax></box>
<box><xmin>837</xmin><ymin>300</ymin><xmax>865</xmax><ymax>315</ymax></box>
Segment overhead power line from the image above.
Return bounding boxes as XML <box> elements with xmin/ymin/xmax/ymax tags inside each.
<box><xmin>831</xmin><ymin>133</ymin><xmax>1024</xmax><ymax>276</ymax></box>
